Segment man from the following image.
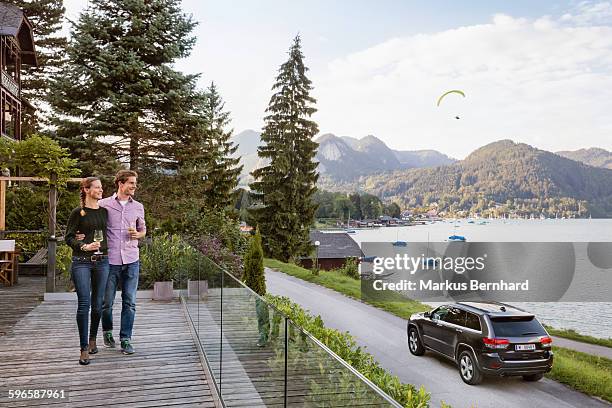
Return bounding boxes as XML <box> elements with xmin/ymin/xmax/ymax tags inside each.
<box><xmin>99</xmin><ymin>170</ymin><xmax>146</xmax><ymax>354</ymax></box>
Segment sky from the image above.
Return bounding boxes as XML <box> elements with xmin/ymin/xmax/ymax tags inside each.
<box><xmin>62</xmin><ymin>1</ymin><xmax>612</xmax><ymax>159</ymax></box>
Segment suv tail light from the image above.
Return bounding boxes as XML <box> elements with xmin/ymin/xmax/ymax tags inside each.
<box><xmin>540</xmin><ymin>336</ymin><xmax>553</xmax><ymax>348</ymax></box>
<box><xmin>483</xmin><ymin>337</ymin><xmax>509</xmax><ymax>349</ymax></box>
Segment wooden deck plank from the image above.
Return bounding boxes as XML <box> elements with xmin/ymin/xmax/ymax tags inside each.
<box><xmin>0</xmin><ymin>299</ymin><xmax>216</xmax><ymax>408</ymax></box>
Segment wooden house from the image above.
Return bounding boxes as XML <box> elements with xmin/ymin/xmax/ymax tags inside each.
<box><xmin>0</xmin><ymin>3</ymin><xmax>37</xmax><ymax>141</ymax></box>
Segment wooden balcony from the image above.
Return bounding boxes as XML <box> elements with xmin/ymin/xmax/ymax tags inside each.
<box><xmin>0</xmin><ymin>277</ymin><xmax>218</xmax><ymax>407</ymax></box>
<box><xmin>1</xmin><ymin>70</ymin><xmax>19</xmax><ymax>98</ymax></box>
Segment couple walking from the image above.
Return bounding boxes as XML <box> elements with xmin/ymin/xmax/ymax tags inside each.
<box><xmin>65</xmin><ymin>170</ymin><xmax>146</xmax><ymax>365</ymax></box>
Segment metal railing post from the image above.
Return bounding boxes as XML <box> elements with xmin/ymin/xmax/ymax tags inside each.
<box><xmin>284</xmin><ymin>317</ymin><xmax>288</xmax><ymax>408</ymax></box>
<box><xmin>220</xmin><ymin>268</ymin><xmax>223</xmax><ymax>396</ymax></box>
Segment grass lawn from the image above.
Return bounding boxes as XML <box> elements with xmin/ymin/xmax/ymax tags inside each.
<box><xmin>265</xmin><ymin>258</ymin><xmax>612</xmax><ymax>402</ymax></box>
<box><xmin>547</xmin><ymin>347</ymin><xmax>612</xmax><ymax>403</ymax></box>
<box><xmin>264</xmin><ymin>258</ymin><xmax>428</xmax><ymax>316</ymax></box>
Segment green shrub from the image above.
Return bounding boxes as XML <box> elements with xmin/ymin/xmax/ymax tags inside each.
<box><xmin>266</xmin><ymin>295</ymin><xmax>432</xmax><ymax>408</ymax></box>
<box><xmin>54</xmin><ymin>244</ymin><xmax>74</xmax><ymax>290</ymax></box>
<box><xmin>139</xmin><ymin>233</ymin><xmax>202</xmax><ymax>289</ymax></box>
<box><xmin>194</xmin><ymin>234</ymin><xmax>243</xmax><ymax>280</ymax></box>
<box><xmin>148</xmin><ymin>198</ymin><xmax>248</xmax><ymax>258</ymax></box>
<box><xmin>6</xmin><ymin>185</ymin><xmax>79</xmax><ymax>232</ymax></box>
<box><xmin>4</xmin><ymin>232</ymin><xmax>46</xmax><ymax>262</ymax></box>
<box><xmin>1</xmin><ymin>135</ymin><xmax>79</xmax><ymax>186</ymax></box>
<box><xmin>547</xmin><ymin>347</ymin><xmax>612</xmax><ymax>402</ymax></box>
<box><xmin>56</xmin><ymin>244</ymin><xmax>72</xmax><ymax>278</ymax></box>
<box><xmin>243</xmin><ymin>229</ymin><xmax>265</xmax><ymax>295</ymax></box>
<box><xmin>333</xmin><ymin>257</ymin><xmax>359</xmax><ymax>279</ymax></box>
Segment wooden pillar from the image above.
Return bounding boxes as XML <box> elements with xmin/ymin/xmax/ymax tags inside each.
<box><xmin>46</xmin><ymin>173</ymin><xmax>57</xmax><ymax>293</ymax></box>
<box><xmin>0</xmin><ymin>179</ymin><xmax>5</xmax><ymax>231</ymax></box>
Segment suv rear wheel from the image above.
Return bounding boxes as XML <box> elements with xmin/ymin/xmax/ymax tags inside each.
<box><xmin>458</xmin><ymin>350</ymin><xmax>483</xmax><ymax>385</ymax></box>
<box><xmin>408</xmin><ymin>327</ymin><xmax>425</xmax><ymax>356</ymax></box>
<box><xmin>523</xmin><ymin>373</ymin><xmax>544</xmax><ymax>382</ymax></box>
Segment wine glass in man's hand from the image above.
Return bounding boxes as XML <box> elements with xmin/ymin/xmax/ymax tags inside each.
<box><xmin>128</xmin><ymin>222</ymin><xmax>137</xmax><ymax>240</ymax></box>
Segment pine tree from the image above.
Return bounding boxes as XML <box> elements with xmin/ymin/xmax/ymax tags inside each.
<box><xmin>49</xmin><ymin>0</ymin><xmax>198</xmax><ymax>172</ymax></box>
<box><xmin>201</xmin><ymin>82</ymin><xmax>243</xmax><ymax>210</ymax></box>
<box><xmin>249</xmin><ymin>35</ymin><xmax>319</xmax><ymax>262</ymax></box>
<box><xmin>243</xmin><ymin>228</ymin><xmax>265</xmax><ymax>296</ymax></box>
<box><xmin>7</xmin><ymin>0</ymin><xmax>67</xmax><ymax>135</ymax></box>
<box><xmin>161</xmin><ymin>82</ymin><xmax>242</xmax><ymax>215</ymax></box>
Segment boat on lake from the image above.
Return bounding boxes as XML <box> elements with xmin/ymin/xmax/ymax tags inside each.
<box><xmin>448</xmin><ymin>234</ymin><xmax>467</xmax><ymax>241</ymax></box>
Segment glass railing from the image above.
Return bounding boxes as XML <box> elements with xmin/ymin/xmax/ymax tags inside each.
<box><xmin>178</xmin><ymin>255</ymin><xmax>402</xmax><ymax>408</ymax></box>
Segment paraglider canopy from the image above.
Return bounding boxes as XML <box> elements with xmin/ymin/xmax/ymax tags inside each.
<box><xmin>437</xmin><ymin>90</ymin><xmax>465</xmax><ymax>106</ymax></box>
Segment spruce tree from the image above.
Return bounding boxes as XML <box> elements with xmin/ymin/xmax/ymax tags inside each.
<box><xmin>49</xmin><ymin>0</ymin><xmax>198</xmax><ymax>172</ymax></box>
<box><xmin>201</xmin><ymin>82</ymin><xmax>243</xmax><ymax>210</ymax></box>
<box><xmin>7</xmin><ymin>0</ymin><xmax>67</xmax><ymax>135</ymax></box>
<box><xmin>243</xmin><ymin>228</ymin><xmax>265</xmax><ymax>296</ymax></box>
<box><xmin>249</xmin><ymin>35</ymin><xmax>319</xmax><ymax>261</ymax></box>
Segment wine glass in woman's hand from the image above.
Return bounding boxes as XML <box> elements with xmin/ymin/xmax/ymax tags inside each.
<box><xmin>93</xmin><ymin>230</ymin><xmax>104</xmax><ymax>255</ymax></box>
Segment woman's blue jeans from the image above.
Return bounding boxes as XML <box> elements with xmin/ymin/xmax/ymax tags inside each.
<box><xmin>71</xmin><ymin>257</ymin><xmax>110</xmax><ymax>351</ymax></box>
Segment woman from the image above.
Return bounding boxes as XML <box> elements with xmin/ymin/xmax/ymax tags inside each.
<box><xmin>65</xmin><ymin>177</ymin><xmax>109</xmax><ymax>365</ymax></box>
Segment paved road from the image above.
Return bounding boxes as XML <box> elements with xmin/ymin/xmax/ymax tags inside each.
<box><xmin>266</xmin><ymin>269</ymin><xmax>610</xmax><ymax>408</ymax></box>
<box><xmin>551</xmin><ymin>336</ymin><xmax>612</xmax><ymax>359</ymax></box>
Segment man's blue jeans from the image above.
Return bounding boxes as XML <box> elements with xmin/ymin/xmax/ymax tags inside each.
<box><xmin>102</xmin><ymin>261</ymin><xmax>139</xmax><ymax>340</ymax></box>
<box><xmin>71</xmin><ymin>257</ymin><xmax>109</xmax><ymax>351</ymax></box>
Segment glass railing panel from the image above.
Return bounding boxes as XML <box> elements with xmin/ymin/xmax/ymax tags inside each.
<box><xmin>193</xmin><ymin>256</ymin><xmax>223</xmax><ymax>382</ymax></box>
<box><xmin>219</xmin><ymin>272</ymin><xmax>287</xmax><ymax>407</ymax></box>
<box><xmin>286</xmin><ymin>319</ymin><xmax>397</xmax><ymax>407</ymax></box>
<box><xmin>180</xmin><ymin>254</ymin><xmax>401</xmax><ymax>408</ymax></box>
<box><xmin>177</xmin><ymin>248</ymin><xmax>195</xmax><ymax>323</ymax></box>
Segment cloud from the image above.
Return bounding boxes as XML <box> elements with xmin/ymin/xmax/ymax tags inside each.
<box><xmin>313</xmin><ymin>6</ymin><xmax>612</xmax><ymax>158</ymax></box>
<box><xmin>561</xmin><ymin>1</ymin><xmax>612</xmax><ymax>26</ymax></box>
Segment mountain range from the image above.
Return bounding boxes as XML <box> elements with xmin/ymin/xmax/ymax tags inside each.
<box><xmin>361</xmin><ymin>140</ymin><xmax>612</xmax><ymax>217</ymax></box>
<box><xmin>556</xmin><ymin>148</ymin><xmax>612</xmax><ymax>170</ymax></box>
<box><xmin>232</xmin><ymin>130</ymin><xmax>455</xmax><ymax>184</ymax></box>
<box><xmin>231</xmin><ymin>130</ymin><xmax>612</xmax><ymax>216</ymax></box>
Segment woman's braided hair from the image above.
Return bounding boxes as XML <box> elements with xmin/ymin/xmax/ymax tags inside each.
<box><xmin>79</xmin><ymin>177</ymin><xmax>100</xmax><ymax>216</ymax></box>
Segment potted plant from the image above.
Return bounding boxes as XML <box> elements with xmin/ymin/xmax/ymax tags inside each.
<box><xmin>140</xmin><ymin>233</ymin><xmax>182</xmax><ymax>301</ymax></box>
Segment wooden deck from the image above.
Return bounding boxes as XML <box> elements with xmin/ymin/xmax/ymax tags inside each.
<box><xmin>0</xmin><ymin>294</ymin><xmax>217</xmax><ymax>407</ymax></box>
<box><xmin>0</xmin><ymin>279</ymin><xmax>392</xmax><ymax>407</ymax></box>
<box><xmin>0</xmin><ymin>276</ymin><xmax>45</xmax><ymax>337</ymax></box>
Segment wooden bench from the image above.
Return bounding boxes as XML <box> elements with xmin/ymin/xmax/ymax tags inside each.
<box><xmin>0</xmin><ymin>240</ymin><xmax>19</xmax><ymax>286</ymax></box>
<box><xmin>19</xmin><ymin>247</ymin><xmax>47</xmax><ymax>276</ymax></box>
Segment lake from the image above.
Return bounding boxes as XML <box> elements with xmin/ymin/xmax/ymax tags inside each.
<box><xmin>341</xmin><ymin>219</ymin><xmax>612</xmax><ymax>338</ymax></box>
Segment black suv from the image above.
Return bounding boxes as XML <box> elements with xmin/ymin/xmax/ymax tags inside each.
<box><xmin>407</xmin><ymin>302</ymin><xmax>553</xmax><ymax>385</ymax></box>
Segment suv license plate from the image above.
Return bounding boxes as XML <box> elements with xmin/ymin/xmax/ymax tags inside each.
<box><xmin>516</xmin><ymin>344</ymin><xmax>536</xmax><ymax>351</ymax></box>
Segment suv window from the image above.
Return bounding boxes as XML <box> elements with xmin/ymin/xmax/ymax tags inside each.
<box><xmin>490</xmin><ymin>316</ymin><xmax>546</xmax><ymax>337</ymax></box>
<box><xmin>465</xmin><ymin>312</ymin><xmax>481</xmax><ymax>331</ymax></box>
<box><xmin>442</xmin><ymin>307</ymin><xmax>467</xmax><ymax>327</ymax></box>
<box><xmin>432</xmin><ymin>306</ymin><xmax>450</xmax><ymax>321</ymax></box>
